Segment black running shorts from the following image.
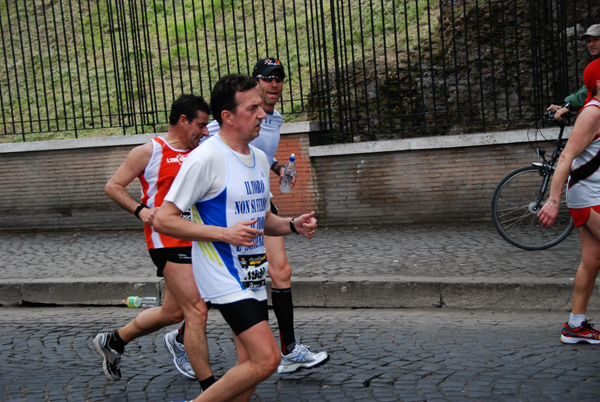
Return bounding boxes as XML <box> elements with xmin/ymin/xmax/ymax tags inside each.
<box><xmin>148</xmin><ymin>247</ymin><xmax>192</xmax><ymax>277</ymax></box>
<box><xmin>215</xmin><ymin>298</ymin><xmax>268</xmax><ymax>335</ymax></box>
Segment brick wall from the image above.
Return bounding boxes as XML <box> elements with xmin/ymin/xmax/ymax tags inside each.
<box><xmin>307</xmin><ymin>127</ymin><xmax>569</xmax><ymax>226</ymax></box>
<box><xmin>311</xmin><ymin>144</ymin><xmax>531</xmax><ymax>226</ymax></box>
<box><xmin>0</xmin><ymin>137</ymin><xmax>149</xmax><ymax>231</ymax></box>
<box><xmin>0</xmin><ymin>126</ymin><xmax>565</xmax><ymax>231</ymax></box>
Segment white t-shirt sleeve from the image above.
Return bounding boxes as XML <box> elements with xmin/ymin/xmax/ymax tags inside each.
<box><xmin>254</xmin><ymin>146</ymin><xmax>271</xmax><ymax>180</ymax></box>
<box><xmin>207</xmin><ymin>120</ymin><xmax>220</xmax><ymax>137</ymax></box>
<box><xmin>252</xmin><ymin>145</ymin><xmax>273</xmax><ymax>211</ymax></box>
<box><xmin>165</xmin><ymin>142</ymin><xmax>225</xmax><ymax>212</ymax></box>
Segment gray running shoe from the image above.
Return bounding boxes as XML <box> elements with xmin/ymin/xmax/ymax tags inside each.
<box><xmin>164</xmin><ymin>329</ymin><xmax>196</xmax><ymax>379</ymax></box>
<box><xmin>92</xmin><ymin>332</ymin><xmax>122</xmax><ymax>381</ymax></box>
<box><xmin>277</xmin><ymin>343</ymin><xmax>329</xmax><ymax>374</ymax></box>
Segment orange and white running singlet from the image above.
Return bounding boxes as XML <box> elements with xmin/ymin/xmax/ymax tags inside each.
<box><xmin>139</xmin><ymin>137</ymin><xmax>192</xmax><ymax>249</ymax></box>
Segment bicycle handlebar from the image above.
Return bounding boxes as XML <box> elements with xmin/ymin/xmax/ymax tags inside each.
<box><xmin>544</xmin><ymin>109</ymin><xmax>572</xmax><ymax>126</ymax></box>
<box><xmin>544</xmin><ymin>109</ymin><xmax>557</xmax><ymax>120</ymax></box>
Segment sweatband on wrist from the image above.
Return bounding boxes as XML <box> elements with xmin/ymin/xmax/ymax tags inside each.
<box><xmin>134</xmin><ymin>203</ymin><xmax>148</xmax><ymax>219</ymax></box>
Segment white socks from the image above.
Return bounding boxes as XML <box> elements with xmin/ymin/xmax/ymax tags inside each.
<box><xmin>568</xmin><ymin>313</ymin><xmax>586</xmax><ymax>328</ymax></box>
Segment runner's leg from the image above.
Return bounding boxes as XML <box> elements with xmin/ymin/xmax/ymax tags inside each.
<box><xmin>265</xmin><ymin>234</ymin><xmax>296</xmax><ymax>353</ymax></box>
<box><xmin>162</xmin><ymin>262</ymin><xmax>213</xmax><ymax>382</ymax></box>
<box><xmin>117</xmin><ymin>278</ymin><xmax>183</xmax><ymax>342</ymax></box>
<box><xmin>194</xmin><ymin>320</ymin><xmax>280</xmax><ymax>402</ymax></box>
<box><xmin>572</xmin><ymin>213</ymin><xmax>600</xmax><ymax>314</ymax></box>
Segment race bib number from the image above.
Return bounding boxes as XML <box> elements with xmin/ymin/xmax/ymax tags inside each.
<box><xmin>238</xmin><ymin>254</ymin><xmax>267</xmax><ymax>289</ymax></box>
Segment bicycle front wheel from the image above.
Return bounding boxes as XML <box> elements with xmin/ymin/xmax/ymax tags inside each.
<box><xmin>491</xmin><ymin>165</ymin><xmax>574</xmax><ymax>250</ymax></box>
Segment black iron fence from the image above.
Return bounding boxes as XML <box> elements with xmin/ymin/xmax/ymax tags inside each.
<box><xmin>0</xmin><ymin>0</ymin><xmax>598</xmax><ymax>144</ymax></box>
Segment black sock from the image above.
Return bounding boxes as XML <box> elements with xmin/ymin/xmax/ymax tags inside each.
<box><xmin>199</xmin><ymin>375</ymin><xmax>217</xmax><ymax>391</ymax></box>
<box><xmin>271</xmin><ymin>288</ymin><xmax>296</xmax><ymax>354</ymax></box>
<box><xmin>108</xmin><ymin>330</ymin><xmax>127</xmax><ymax>354</ymax></box>
<box><xmin>176</xmin><ymin>322</ymin><xmax>185</xmax><ymax>344</ymax></box>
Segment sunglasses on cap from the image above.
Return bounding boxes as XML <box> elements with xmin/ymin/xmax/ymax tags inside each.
<box><xmin>256</xmin><ymin>75</ymin><xmax>284</xmax><ymax>83</ymax></box>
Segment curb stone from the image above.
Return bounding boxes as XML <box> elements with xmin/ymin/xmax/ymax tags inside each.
<box><xmin>1</xmin><ymin>277</ymin><xmax>596</xmax><ymax>311</ymax></box>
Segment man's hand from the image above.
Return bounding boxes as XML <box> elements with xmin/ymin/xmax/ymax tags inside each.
<box><xmin>275</xmin><ymin>163</ymin><xmax>298</xmax><ymax>188</ymax></box>
<box><xmin>224</xmin><ymin>219</ymin><xmax>264</xmax><ymax>246</ymax></box>
<box><xmin>274</xmin><ymin>163</ymin><xmax>284</xmax><ymax>177</ymax></box>
<box><xmin>138</xmin><ymin>206</ymin><xmax>159</xmax><ymax>226</ymax></box>
<box><xmin>293</xmin><ymin>211</ymin><xmax>317</xmax><ymax>238</ymax></box>
<box><xmin>547</xmin><ymin>104</ymin><xmax>570</xmax><ymax>121</ymax></box>
<box><xmin>291</xmin><ymin>173</ymin><xmax>298</xmax><ymax>188</ymax></box>
<box><xmin>537</xmin><ymin>200</ymin><xmax>559</xmax><ymax>229</ymax></box>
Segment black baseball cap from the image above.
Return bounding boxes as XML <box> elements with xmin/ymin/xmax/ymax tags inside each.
<box><xmin>252</xmin><ymin>58</ymin><xmax>285</xmax><ymax>78</ymax></box>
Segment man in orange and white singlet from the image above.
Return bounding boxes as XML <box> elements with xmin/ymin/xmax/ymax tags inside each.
<box><xmin>91</xmin><ymin>94</ymin><xmax>217</xmax><ymax>393</ymax></box>
<box><xmin>539</xmin><ymin>59</ymin><xmax>600</xmax><ymax>344</ymax></box>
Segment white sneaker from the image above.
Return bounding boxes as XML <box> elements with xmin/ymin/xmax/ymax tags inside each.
<box><xmin>164</xmin><ymin>329</ymin><xmax>196</xmax><ymax>379</ymax></box>
<box><xmin>277</xmin><ymin>343</ymin><xmax>329</xmax><ymax>374</ymax></box>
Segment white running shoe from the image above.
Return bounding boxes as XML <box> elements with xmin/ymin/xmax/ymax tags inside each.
<box><xmin>92</xmin><ymin>332</ymin><xmax>122</xmax><ymax>381</ymax></box>
<box><xmin>164</xmin><ymin>329</ymin><xmax>196</xmax><ymax>379</ymax></box>
<box><xmin>277</xmin><ymin>343</ymin><xmax>330</xmax><ymax>374</ymax></box>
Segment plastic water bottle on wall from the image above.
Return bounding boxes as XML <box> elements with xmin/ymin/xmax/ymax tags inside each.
<box><xmin>280</xmin><ymin>153</ymin><xmax>296</xmax><ymax>193</ymax></box>
<box><xmin>123</xmin><ymin>296</ymin><xmax>159</xmax><ymax>308</ymax></box>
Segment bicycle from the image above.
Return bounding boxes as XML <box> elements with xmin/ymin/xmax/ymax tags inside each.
<box><xmin>490</xmin><ymin>110</ymin><xmax>574</xmax><ymax>250</ymax></box>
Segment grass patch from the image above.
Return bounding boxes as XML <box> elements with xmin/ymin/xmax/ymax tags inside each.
<box><xmin>0</xmin><ymin>0</ymin><xmax>438</xmax><ymax>142</ymax></box>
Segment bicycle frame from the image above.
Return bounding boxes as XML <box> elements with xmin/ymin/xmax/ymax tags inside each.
<box><xmin>529</xmin><ymin>119</ymin><xmax>567</xmax><ymax>212</ymax></box>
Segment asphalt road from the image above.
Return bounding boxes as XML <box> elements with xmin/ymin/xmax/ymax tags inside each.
<box><xmin>2</xmin><ymin>306</ymin><xmax>599</xmax><ymax>401</ymax></box>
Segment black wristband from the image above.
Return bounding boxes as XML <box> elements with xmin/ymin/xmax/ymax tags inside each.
<box><xmin>134</xmin><ymin>203</ymin><xmax>148</xmax><ymax>219</ymax></box>
<box><xmin>563</xmin><ymin>102</ymin><xmax>571</xmax><ymax>111</ymax></box>
<box><xmin>289</xmin><ymin>218</ymin><xmax>299</xmax><ymax>234</ymax></box>
<box><xmin>271</xmin><ymin>161</ymin><xmax>282</xmax><ymax>174</ymax></box>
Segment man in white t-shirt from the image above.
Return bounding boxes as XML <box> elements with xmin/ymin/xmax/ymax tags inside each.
<box><xmin>201</xmin><ymin>58</ymin><xmax>328</xmax><ymax>374</ymax></box>
<box><xmin>154</xmin><ymin>74</ymin><xmax>318</xmax><ymax>402</ymax></box>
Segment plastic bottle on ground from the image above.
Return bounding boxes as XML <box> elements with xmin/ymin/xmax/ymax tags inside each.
<box><xmin>123</xmin><ymin>296</ymin><xmax>159</xmax><ymax>308</ymax></box>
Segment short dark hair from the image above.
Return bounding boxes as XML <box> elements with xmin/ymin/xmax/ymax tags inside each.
<box><xmin>169</xmin><ymin>94</ymin><xmax>211</xmax><ymax>126</ymax></box>
<box><xmin>210</xmin><ymin>74</ymin><xmax>258</xmax><ymax>125</ymax></box>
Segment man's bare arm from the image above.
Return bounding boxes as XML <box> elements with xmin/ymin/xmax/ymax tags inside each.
<box><xmin>105</xmin><ymin>142</ymin><xmax>156</xmax><ymax>225</ymax></box>
<box><xmin>265</xmin><ymin>211</ymin><xmax>317</xmax><ymax>238</ymax></box>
